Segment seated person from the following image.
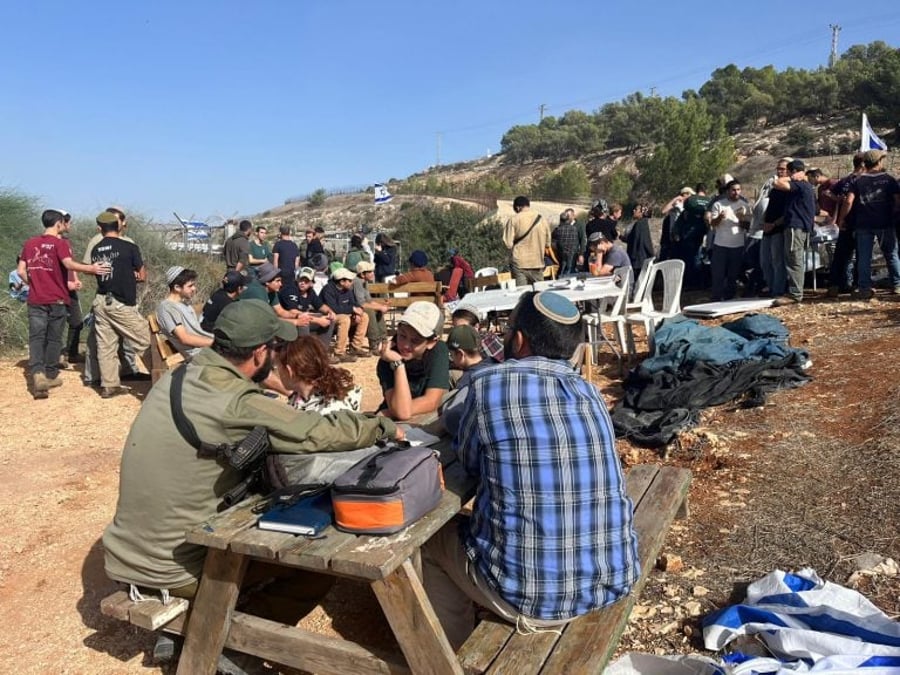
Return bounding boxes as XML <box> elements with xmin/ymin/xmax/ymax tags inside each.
<box><xmin>587</xmin><ymin>231</ymin><xmax>631</xmax><ymax>276</ymax></box>
<box><xmin>451</xmin><ymin>305</ymin><xmax>504</xmax><ymax>363</ymax></box>
<box><xmin>353</xmin><ymin>260</ymin><xmax>390</xmax><ymax>354</ymax></box>
<box><xmin>277</xmin><ymin>335</ymin><xmax>362</xmax><ymax>414</ymax></box>
<box><xmin>389</xmin><ymin>249</ymin><xmax>434</xmax><ymax>286</ymax></box>
<box><xmin>243</xmin><ymin>262</ymin><xmax>330</xmax><ymax>334</ymax></box>
<box><xmin>422</xmin><ymin>291</ymin><xmax>640</xmax><ymax>649</ymax></box>
<box><xmin>278</xmin><ymin>266</ymin><xmax>335</xmax><ymax>344</ymax></box>
<box><xmin>102</xmin><ymin>300</ymin><xmax>403</xmax><ymax>663</ymax></box>
<box><xmin>156</xmin><ymin>267</ymin><xmax>213</xmax><ymax>356</ymax></box>
<box><xmin>439</xmin><ymin>324</ymin><xmax>496</xmax><ymax>435</ymax></box>
<box><xmin>320</xmin><ymin>267</ymin><xmax>370</xmax><ymax>362</ymax></box>
<box><xmin>377</xmin><ymin>301</ymin><xmax>449</xmax><ymax>421</ymax></box>
<box><xmin>200</xmin><ymin>270</ymin><xmax>246</xmax><ymax>333</ymax></box>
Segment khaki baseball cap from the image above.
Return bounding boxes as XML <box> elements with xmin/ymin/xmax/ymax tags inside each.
<box><xmin>399</xmin><ymin>301</ymin><xmax>443</xmax><ymax>339</ymax></box>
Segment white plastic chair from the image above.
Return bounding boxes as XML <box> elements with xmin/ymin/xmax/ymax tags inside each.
<box><xmin>474</xmin><ymin>267</ymin><xmax>498</xmax><ymax>278</ymax></box>
<box><xmin>582</xmin><ymin>266</ymin><xmax>632</xmax><ymax>373</ymax></box>
<box><xmin>625</xmin><ymin>259</ymin><xmax>684</xmax><ymax>355</ymax></box>
<box><xmin>627</xmin><ymin>256</ymin><xmax>655</xmax><ymax>311</ymax></box>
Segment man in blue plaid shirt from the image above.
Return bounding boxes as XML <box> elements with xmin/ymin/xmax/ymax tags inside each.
<box><xmin>423</xmin><ymin>291</ymin><xmax>640</xmax><ymax>649</ymax></box>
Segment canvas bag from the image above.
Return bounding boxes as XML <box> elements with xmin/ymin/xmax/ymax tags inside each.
<box><xmin>331</xmin><ymin>444</ymin><xmax>444</xmax><ymax>535</ymax></box>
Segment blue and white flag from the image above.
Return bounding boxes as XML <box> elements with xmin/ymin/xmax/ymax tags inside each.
<box><xmin>374</xmin><ymin>183</ymin><xmax>393</xmax><ymax>204</ymax></box>
<box><xmin>702</xmin><ymin>568</ymin><xmax>900</xmax><ymax>673</ymax></box>
<box><xmin>861</xmin><ymin>114</ymin><xmax>888</xmax><ymax>152</ymax></box>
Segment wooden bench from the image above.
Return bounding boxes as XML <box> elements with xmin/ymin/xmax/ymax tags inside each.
<box><xmin>368</xmin><ymin>280</ymin><xmax>444</xmax><ymax>329</ymax></box>
<box><xmin>147</xmin><ymin>314</ymin><xmax>186</xmax><ymax>384</ymax></box>
<box><xmin>456</xmin><ymin>464</ymin><xmax>691</xmax><ymax>675</ymax></box>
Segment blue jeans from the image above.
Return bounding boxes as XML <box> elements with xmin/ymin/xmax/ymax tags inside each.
<box><xmin>28</xmin><ymin>302</ymin><xmax>68</xmax><ymax>378</ymax></box>
<box><xmin>761</xmin><ymin>233</ymin><xmax>786</xmax><ymax>296</ymax></box>
<box><xmin>855</xmin><ymin>228</ymin><xmax>900</xmax><ymax>291</ymax></box>
<box><xmin>828</xmin><ymin>228</ymin><xmax>857</xmax><ymax>291</ymax></box>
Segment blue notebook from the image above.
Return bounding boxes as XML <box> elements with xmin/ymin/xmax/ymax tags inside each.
<box><xmin>257</xmin><ymin>493</ymin><xmax>333</xmax><ymax>536</ymax></box>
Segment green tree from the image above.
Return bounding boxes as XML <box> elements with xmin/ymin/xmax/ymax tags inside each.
<box><xmin>307</xmin><ymin>188</ymin><xmax>327</xmax><ymax>208</ymax></box>
<box><xmin>636</xmin><ymin>98</ymin><xmax>735</xmax><ymax>201</ymax></box>
<box><xmin>604</xmin><ymin>167</ymin><xmax>635</xmax><ymax>205</ymax></box>
<box><xmin>534</xmin><ymin>163</ymin><xmax>591</xmax><ymax>200</ymax></box>
<box><xmin>386</xmin><ymin>203</ymin><xmax>506</xmax><ymax>272</ymax></box>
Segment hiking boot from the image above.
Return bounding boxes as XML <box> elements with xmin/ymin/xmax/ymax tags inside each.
<box><xmin>45</xmin><ymin>375</ymin><xmax>63</xmax><ymax>389</ymax></box>
<box><xmin>32</xmin><ymin>388</ymin><xmax>49</xmax><ymax>400</ymax></box>
<box><xmin>58</xmin><ymin>354</ymin><xmax>69</xmax><ymax>369</ymax></box>
<box><xmin>100</xmin><ymin>386</ymin><xmax>128</xmax><ymax>399</ymax></box>
<box><xmin>336</xmin><ymin>353</ymin><xmax>357</xmax><ymax>363</ymax></box>
<box><xmin>771</xmin><ymin>295</ymin><xmax>799</xmax><ymax>307</ymax></box>
<box><xmin>216</xmin><ymin>648</ymin><xmax>265</xmax><ymax>675</ymax></box>
<box><xmin>33</xmin><ymin>372</ymin><xmax>50</xmax><ymax>392</ymax></box>
<box><xmin>851</xmin><ymin>288</ymin><xmax>874</xmax><ymax>301</ymax></box>
<box><xmin>348</xmin><ymin>347</ymin><xmax>370</xmax><ymax>358</ymax></box>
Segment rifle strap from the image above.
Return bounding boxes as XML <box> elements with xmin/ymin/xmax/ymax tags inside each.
<box><xmin>169</xmin><ymin>365</ymin><xmax>230</xmax><ymax>459</ymax></box>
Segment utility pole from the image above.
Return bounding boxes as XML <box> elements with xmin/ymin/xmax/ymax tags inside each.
<box><xmin>649</xmin><ymin>86</ymin><xmax>658</xmax><ymax>97</ymax></box>
<box><xmin>435</xmin><ymin>132</ymin><xmax>442</xmax><ymax>167</ymax></box>
<box><xmin>829</xmin><ymin>24</ymin><xmax>841</xmax><ymax>67</ymax></box>
<box><xmin>539</xmin><ymin>104</ymin><xmax>546</xmax><ymax>122</ymax></box>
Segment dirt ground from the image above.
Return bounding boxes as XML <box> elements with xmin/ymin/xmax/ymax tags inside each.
<box><xmin>1</xmin><ymin>289</ymin><xmax>899</xmax><ymax>674</ymax></box>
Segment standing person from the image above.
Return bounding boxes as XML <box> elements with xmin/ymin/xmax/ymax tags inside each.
<box><xmin>303</xmin><ymin>226</ymin><xmax>326</xmax><ymax>267</ymax></box>
<box><xmin>81</xmin><ymin>206</ymin><xmax>143</xmax><ymax>386</ymax></box>
<box><xmin>708</xmin><ymin>181</ymin><xmax>751</xmax><ymax>301</ymax></box>
<box><xmin>156</xmin><ymin>267</ymin><xmax>213</xmax><ymax>357</ymax></box>
<box><xmin>503</xmin><ymin>195</ymin><xmax>550</xmax><ymax>286</ymax></box>
<box><xmin>353</xmin><ymin>260</ymin><xmax>390</xmax><ymax>354</ymax></box>
<box><xmin>760</xmin><ymin>158</ymin><xmax>793</xmax><ymax>297</ymax></box>
<box><xmin>200</xmin><ymin>270</ymin><xmax>246</xmax><ymax>333</ymax></box>
<box><xmin>88</xmin><ymin>211</ymin><xmax>152</xmax><ymax>398</ymax></box>
<box><xmin>837</xmin><ymin>149</ymin><xmax>900</xmax><ymax>300</ymax></box>
<box><xmin>248</xmin><ymin>224</ymin><xmax>272</xmax><ymax>276</ymax></box>
<box><xmin>673</xmin><ymin>185</ymin><xmax>711</xmax><ymax>289</ymax></box>
<box><xmin>320</xmin><ymin>267</ymin><xmax>370</xmax><ymax>362</ymax></box>
<box><xmin>55</xmin><ymin>209</ymin><xmax>85</xmax><ymax>367</ymax></box>
<box><xmin>373</xmin><ymin>232</ymin><xmax>398</xmax><ymax>281</ymax></box>
<box><xmin>376</xmin><ymin>301</ymin><xmax>450</xmax><ymax>421</ymax></box>
<box><xmin>272</xmin><ymin>224</ymin><xmax>300</xmax><ymax>296</ymax></box>
<box><xmin>827</xmin><ymin>152</ymin><xmax>866</xmax><ymax>297</ymax></box>
<box><xmin>660</xmin><ymin>187</ymin><xmax>693</xmax><ymax>262</ymax></box>
<box><xmin>625</xmin><ymin>204</ymin><xmax>654</xmax><ymax>277</ymax></box>
<box><xmin>18</xmin><ymin>209</ymin><xmax>108</xmax><ymax>398</ymax></box>
<box><xmin>223</xmin><ymin>219</ymin><xmax>252</xmax><ymax>273</ymax></box>
<box><xmin>343</xmin><ymin>234</ymin><xmax>370</xmax><ymax>273</ymax></box>
<box><xmin>552</xmin><ymin>209</ymin><xmax>580</xmax><ymax>277</ymax></box>
<box><xmin>771</xmin><ymin>160</ymin><xmax>816</xmax><ymax>306</ymax></box>
<box><xmin>421</xmin><ymin>291</ymin><xmax>639</xmax><ymax>649</ymax></box>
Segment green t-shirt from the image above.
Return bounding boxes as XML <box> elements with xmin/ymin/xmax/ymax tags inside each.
<box><xmin>376</xmin><ymin>340</ymin><xmax>451</xmax><ymax>410</ymax></box>
<box><xmin>249</xmin><ymin>240</ymin><xmax>272</xmax><ymax>265</ymax></box>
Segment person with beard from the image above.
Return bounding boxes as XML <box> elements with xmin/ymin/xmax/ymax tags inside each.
<box><xmin>103</xmin><ymin>299</ymin><xmax>402</xmax><ymax>664</ymax></box>
<box><xmin>421</xmin><ymin>291</ymin><xmax>639</xmax><ymax>649</ymax></box>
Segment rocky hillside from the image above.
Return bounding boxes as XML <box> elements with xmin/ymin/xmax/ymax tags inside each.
<box><xmin>252</xmin><ymin>114</ymin><xmax>880</xmax><ymax>235</ymax></box>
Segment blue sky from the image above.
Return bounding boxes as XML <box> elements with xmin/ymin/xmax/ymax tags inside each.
<box><xmin>2</xmin><ymin>1</ymin><xmax>899</xmax><ymax>224</ymax></box>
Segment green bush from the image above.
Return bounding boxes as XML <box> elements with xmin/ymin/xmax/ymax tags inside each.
<box><xmin>307</xmin><ymin>188</ymin><xmax>327</xmax><ymax>208</ymax></box>
<box><xmin>534</xmin><ymin>163</ymin><xmax>591</xmax><ymax>200</ymax></box>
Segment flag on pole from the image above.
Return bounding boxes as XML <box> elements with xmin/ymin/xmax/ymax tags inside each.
<box><xmin>860</xmin><ymin>113</ymin><xmax>888</xmax><ymax>152</ymax></box>
<box><xmin>374</xmin><ymin>184</ymin><xmax>393</xmax><ymax>205</ymax></box>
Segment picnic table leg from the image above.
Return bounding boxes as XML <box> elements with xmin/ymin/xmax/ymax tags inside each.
<box><xmin>371</xmin><ymin>558</ymin><xmax>463</xmax><ymax>675</ymax></box>
<box><xmin>176</xmin><ymin>548</ymin><xmax>249</xmax><ymax>675</ymax></box>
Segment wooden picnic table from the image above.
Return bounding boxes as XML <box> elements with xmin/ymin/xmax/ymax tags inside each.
<box><xmin>175</xmin><ymin>433</ymin><xmax>475</xmax><ymax>675</ymax></box>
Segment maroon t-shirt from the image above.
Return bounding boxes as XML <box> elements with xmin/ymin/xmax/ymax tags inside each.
<box><xmin>19</xmin><ymin>234</ymin><xmax>72</xmax><ymax>306</ymax></box>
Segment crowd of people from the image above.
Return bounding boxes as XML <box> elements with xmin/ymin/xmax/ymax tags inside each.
<box><xmin>15</xmin><ymin>156</ymin><xmax>897</xmax><ymax>670</ymax></box>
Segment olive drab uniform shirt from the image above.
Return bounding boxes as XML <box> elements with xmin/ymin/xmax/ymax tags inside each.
<box><xmin>102</xmin><ymin>348</ymin><xmax>397</xmax><ymax>590</ymax></box>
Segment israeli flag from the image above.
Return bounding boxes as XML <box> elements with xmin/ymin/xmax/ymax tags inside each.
<box><xmin>861</xmin><ymin>114</ymin><xmax>888</xmax><ymax>152</ymax></box>
<box><xmin>374</xmin><ymin>183</ymin><xmax>393</xmax><ymax>204</ymax></box>
<box><xmin>702</xmin><ymin>569</ymin><xmax>900</xmax><ymax>673</ymax></box>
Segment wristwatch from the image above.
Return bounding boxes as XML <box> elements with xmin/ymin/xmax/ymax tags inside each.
<box><xmin>389</xmin><ymin>360</ymin><xmax>405</xmax><ymax>371</ymax></box>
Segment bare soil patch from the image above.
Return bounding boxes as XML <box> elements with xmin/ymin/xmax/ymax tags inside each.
<box><xmin>1</xmin><ymin>289</ymin><xmax>898</xmax><ymax>673</ymax></box>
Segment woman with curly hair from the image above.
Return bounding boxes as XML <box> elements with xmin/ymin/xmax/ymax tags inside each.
<box><xmin>277</xmin><ymin>335</ymin><xmax>362</xmax><ymax>414</ymax></box>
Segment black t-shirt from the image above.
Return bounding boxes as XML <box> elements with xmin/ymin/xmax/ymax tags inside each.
<box><xmin>272</xmin><ymin>239</ymin><xmax>299</xmax><ymax>280</ymax></box>
<box><xmin>294</xmin><ymin>288</ymin><xmax>325</xmax><ymax>313</ymax></box>
<box><xmin>851</xmin><ymin>172</ymin><xmax>900</xmax><ymax>231</ymax></box>
<box><xmin>201</xmin><ymin>288</ymin><xmax>234</xmax><ymax>332</ymax></box>
<box><xmin>90</xmin><ymin>236</ymin><xmax>143</xmax><ymax>306</ymax></box>
<box><xmin>304</xmin><ymin>238</ymin><xmax>325</xmax><ymax>266</ymax></box>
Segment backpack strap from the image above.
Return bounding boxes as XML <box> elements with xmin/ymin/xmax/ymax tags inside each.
<box><xmin>512</xmin><ymin>215</ymin><xmax>542</xmax><ymax>247</ymax></box>
<box><xmin>169</xmin><ymin>365</ymin><xmax>231</xmax><ymax>459</ymax></box>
